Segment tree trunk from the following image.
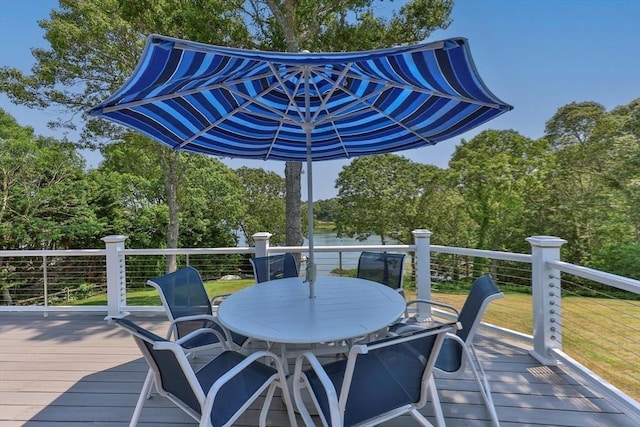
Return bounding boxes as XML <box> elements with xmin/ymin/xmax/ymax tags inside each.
<box><xmin>274</xmin><ymin>4</ymin><xmax>304</xmax><ymax>257</ymax></box>
<box><xmin>161</xmin><ymin>149</ymin><xmax>181</xmax><ymax>273</ymax></box>
<box><xmin>285</xmin><ymin>161</ymin><xmax>303</xmax><ymax>249</ymax></box>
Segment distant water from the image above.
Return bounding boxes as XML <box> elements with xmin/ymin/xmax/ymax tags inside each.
<box><xmin>305</xmin><ymin>230</ymin><xmax>392</xmax><ymax>274</ymax></box>
<box><xmin>238</xmin><ymin>229</ymin><xmax>397</xmax><ymax>274</ymax></box>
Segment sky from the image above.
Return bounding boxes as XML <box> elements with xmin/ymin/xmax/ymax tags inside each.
<box><xmin>1</xmin><ymin>0</ymin><xmax>639</xmax><ymax>200</ymax></box>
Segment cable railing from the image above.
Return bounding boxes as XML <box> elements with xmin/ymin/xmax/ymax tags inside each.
<box><xmin>1</xmin><ymin>232</ymin><xmax>638</xmax><ymax>409</ymax></box>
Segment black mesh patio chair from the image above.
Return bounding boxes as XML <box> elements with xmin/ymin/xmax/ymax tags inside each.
<box><xmin>356</xmin><ymin>251</ymin><xmax>406</xmax><ymax>296</ymax></box>
<box><xmin>390</xmin><ymin>274</ymin><xmax>504</xmax><ymax>427</ymax></box>
<box><xmin>147</xmin><ymin>266</ymin><xmax>247</xmax><ymax>350</ymax></box>
<box><xmin>250</xmin><ymin>253</ymin><xmax>299</xmax><ymax>283</ymax></box>
<box><xmin>113</xmin><ymin>317</ymin><xmax>297</xmax><ymax>427</ymax></box>
<box><xmin>133</xmin><ymin>267</ymin><xmax>250</xmax><ymax>424</ymax></box>
<box><xmin>292</xmin><ymin>322</ymin><xmax>456</xmax><ymax>427</ymax></box>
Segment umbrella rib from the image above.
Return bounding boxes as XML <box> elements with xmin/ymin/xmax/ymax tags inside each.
<box><xmin>313</xmin><ymin>88</ymin><xmax>384</xmax><ymax>127</ymax></box>
<box><xmin>176</xmin><ymin>85</ymin><xmax>299</xmax><ymax>151</ymax></box>
<box><xmin>225</xmin><ymin>86</ymin><xmax>302</xmax><ymax>125</ymax></box>
<box><xmin>224</xmin><ymin>64</ymin><xmax>306</xmax><ymax>157</ymax></box>
<box><xmin>174</xmin><ymin>70</ymin><xmax>297</xmax><ymax>149</ymax></box>
<box><xmin>315</xmin><ymin>84</ymin><xmax>436</xmax><ymax>144</ymax></box>
<box><xmin>266</xmin><ymin>62</ymin><xmax>307</xmax><ymax>121</ymax></box>
<box><xmin>339</xmin><ymin>70</ymin><xmax>505</xmax><ymax>109</ymax></box>
<box><xmin>308</xmin><ymin>63</ymin><xmax>352</xmax><ymax>124</ymax></box>
<box><xmin>329</xmin><ymin>121</ymin><xmax>350</xmax><ymax>158</ymax></box>
<box><xmin>99</xmin><ymin>67</ymin><xmax>296</xmax><ymax>113</ymax></box>
<box><xmin>176</xmin><ymin>99</ymin><xmax>252</xmax><ymax>149</ymax></box>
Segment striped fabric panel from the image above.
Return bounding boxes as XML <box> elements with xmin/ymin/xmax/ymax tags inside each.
<box><xmin>89</xmin><ymin>34</ymin><xmax>512</xmax><ymax>162</ymax></box>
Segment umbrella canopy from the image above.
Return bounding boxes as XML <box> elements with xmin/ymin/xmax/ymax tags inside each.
<box><xmin>89</xmin><ymin>34</ymin><xmax>512</xmax><ymax>297</ymax></box>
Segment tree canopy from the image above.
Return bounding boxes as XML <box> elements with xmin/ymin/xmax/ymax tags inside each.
<box><xmin>0</xmin><ymin>0</ymin><xmax>454</xmax><ymax>270</ymax></box>
<box><xmin>1</xmin><ymin>95</ymin><xmax>639</xmax><ymax>281</ymax></box>
<box><xmin>0</xmin><ymin>2</ymin><xmax>637</xmax><ymax>280</ymax></box>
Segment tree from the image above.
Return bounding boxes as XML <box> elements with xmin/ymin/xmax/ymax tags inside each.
<box><xmin>449</xmin><ymin>130</ymin><xmax>550</xmax><ymax>253</ymax></box>
<box><xmin>543</xmin><ymin>100</ymin><xmax>638</xmax><ymax>265</ymax></box>
<box><xmin>335</xmin><ymin>153</ymin><xmax>454</xmax><ymax>244</ymax></box>
<box><xmin>599</xmin><ymin>98</ymin><xmax>640</xmax><ymax>241</ymax></box>
<box><xmin>179</xmin><ymin>155</ymin><xmax>245</xmax><ymax>248</ymax></box>
<box><xmin>314</xmin><ymin>198</ymin><xmax>340</xmax><ymax>223</ymax></box>
<box><xmin>98</xmin><ymin>139</ymin><xmax>244</xmax><ymax>249</ymax></box>
<box><xmin>249</xmin><ymin>0</ymin><xmax>454</xmax><ymax>249</ymax></box>
<box><xmin>0</xmin><ymin>0</ymin><xmax>254</xmax><ymax>271</ymax></box>
<box><xmin>545</xmin><ymin>101</ymin><xmax>606</xmax><ymax>150</ymax></box>
<box><xmin>1</xmin><ymin>0</ymin><xmax>454</xmax><ymax>266</ymax></box>
<box><xmin>0</xmin><ymin>109</ymin><xmax>96</xmax><ymax>250</ymax></box>
<box><xmin>236</xmin><ymin>167</ymin><xmax>287</xmax><ymax>245</ymax></box>
<box><xmin>0</xmin><ymin>109</ymin><xmax>98</xmax><ymax>303</ymax></box>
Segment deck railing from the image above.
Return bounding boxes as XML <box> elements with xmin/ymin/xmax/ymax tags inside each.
<box><xmin>1</xmin><ymin>230</ymin><xmax>639</xmax><ymax>412</ymax></box>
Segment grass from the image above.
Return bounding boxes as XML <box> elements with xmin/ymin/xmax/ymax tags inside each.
<box><xmin>314</xmin><ymin>221</ymin><xmax>336</xmax><ymax>232</ymax></box>
<box><xmin>72</xmin><ymin>279</ymin><xmax>639</xmax><ymax>401</ymax></box>
<box><xmin>73</xmin><ymin>279</ymin><xmax>256</xmax><ymax>306</ymax></box>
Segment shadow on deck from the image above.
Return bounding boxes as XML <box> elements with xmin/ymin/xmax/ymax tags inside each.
<box><xmin>0</xmin><ymin>312</ymin><xmax>637</xmax><ymax>427</ymax></box>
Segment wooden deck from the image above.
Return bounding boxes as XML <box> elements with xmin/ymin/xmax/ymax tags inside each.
<box><xmin>1</xmin><ymin>312</ymin><xmax>637</xmax><ymax>427</ymax></box>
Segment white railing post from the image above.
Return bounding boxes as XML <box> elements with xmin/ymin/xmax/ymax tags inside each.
<box><xmin>526</xmin><ymin>235</ymin><xmax>567</xmax><ymax>365</ymax></box>
<box><xmin>252</xmin><ymin>232</ymin><xmax>272</xmax><ymax>257</ymax></box>
<box><xmin>412</xmin><ymin>229</ymin><xmax>432</xmax><ymax>320</ymax></box>
<box><xmin>102</xmin><ymin>235</ymin><xmax>128</xmax><ymax>320</ymax></box>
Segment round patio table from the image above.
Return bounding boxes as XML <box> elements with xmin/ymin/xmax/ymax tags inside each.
<box><xmin>217</xmin><ymin>276</ymin><xmax>405</xmax><ymax>344</ymax></box>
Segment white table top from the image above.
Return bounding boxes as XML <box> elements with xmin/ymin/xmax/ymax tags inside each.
<box><xmin>217</xmin><ymin>276</ymin><xmax>406</xmax><ymax>344</ymax></box>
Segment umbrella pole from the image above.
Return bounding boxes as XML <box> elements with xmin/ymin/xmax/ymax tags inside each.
<box><xmin>302</xmin><ymin>67</ymin><xmax>316</xmax><ymax>298</ymax></box>
<box><xmin>304</xmin><ymin>126</ymin><xmax>316</xmax><ymax>298</ymax></box>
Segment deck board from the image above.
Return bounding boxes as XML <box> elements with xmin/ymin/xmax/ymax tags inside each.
<box><xmin>1</xmin><ymin>312</ymin><xmax>637</xmax><ymax>426</ymax></box>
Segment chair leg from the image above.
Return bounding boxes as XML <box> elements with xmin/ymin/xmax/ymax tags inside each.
<box><xmin>409</xmin><ymin>408</ymin><xmax>435</xmax><ymax>427</ymax></box>
<box><xmin>259</xmin><ymin>383</ymin><xmax>277</xmax><ymax>427</ymax></box>
<box><xmin>466</xmin><ymin>345</ymin><xmax>500</xmax><ymax>427</ymax></box>
<box><xmin>130</xmin><ymin>369</ymin><xmax>154</xmax><ymax>427</ymax></box>
<box><xmin>274</xmin><ymin>368</ymin><xmax>298</xmax><ymax>427</ymax></box>
<box><xmin>428</xmin><ymin>375</ymin><xmax>446</xmax><ymax>427</ymax></box>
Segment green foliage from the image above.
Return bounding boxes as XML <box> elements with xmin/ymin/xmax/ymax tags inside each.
<box><xmin>449</xmin><ymin>129</ymin><xmax>551</xmax><ymax>253</ymax></box>
<box><xmin>0</xmin><ymin>109</ymin><xmax>99</xmax><ymax>250</ymax></box>
<box><xmin>591</xmin><ymin>243</ymin><xmax>640</xmax><ymax>281</ymax></box>
<box><xmin>314</xmin><ymin>199</ymin><xmax>340</xmax><ymax>223</ymax></box>
<box><xmin>75</xmin><ymin>283</ymin><xmax>98</xmax><ymax>300</ymax></box>
<box><xmin>545</xmin><ymin>101</ymin><xmax>606</xmax><ymax>149</ymax></box>
<box><xmin>241</xmin><ymin>0</ymin><xmax>453</xmax><ymax>52</ymax></box>
<box><xmin>335</xmin><ymin>154</ymin><xmax>458</xmax><ymax>245</ymax></box>
<box><xmin>0</xmin><ymin>2</ymin><xmax>638</xmax><ymax>287</ymax></box>
<box><xmin>541</xmin><ymin>100</ymin><xmax>639</xmax><ymax>265</ymax></box>
<box><xmin>179</xmin><ymin>155</ymin><xmax>244</xmax><ymax>248</ymax></box>
<box><xmin>235</xmin><ymin>167</ymin><xmax>286</xmax><ymax>245</ymax></box>
<box><xmin>0</xmin><ymin>0</ymin><xmax>455</xmax><ymax>260</ymax></box>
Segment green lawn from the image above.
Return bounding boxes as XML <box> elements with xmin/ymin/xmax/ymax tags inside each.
<box><xmin>73</xmin><ymin>278</ymin><xmax>256</xmax><ymax>306</ymax></box>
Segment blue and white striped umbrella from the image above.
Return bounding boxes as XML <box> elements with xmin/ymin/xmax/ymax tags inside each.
<box><xmin>89</xmin><ymin>34</ymin><xmax>512</xmax><ymax>296</ymax></box>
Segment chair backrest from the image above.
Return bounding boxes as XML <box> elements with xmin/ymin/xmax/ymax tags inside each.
<box><xmin>113</xmin><ymin>317</ymin><xmax>203</xmax><ymax>415</ymax></box>
<box><xmin>339</xmin><ymin>324</ymin><xmax>454</xmax><ymax>426</ymax></box>
<box><xmin>456</xmin><ymin>274</ymin><xmax>504</xmax><ymax>343</ymax></box>
<box><xmin>249</xmin><ymin>253</ymin><xmax>298</xmax><ymax>283</ymax></box>
<box><xmin>147</xmin><ymin>267</ymin><xmax>212</xmax><ymax>338</ymax></box>
<box><xmin>356</xmin><ymin>251</ymin><xmax>406</xmax><ymax>290</ymax></box>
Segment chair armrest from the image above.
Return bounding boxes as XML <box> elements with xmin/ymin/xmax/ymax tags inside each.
<box><xmin>174</xmin><ymin>327</ymin><xmax>230</xmax><ymax>350</ymax></box>
<box><xmin>210</xmin><ymin>293</ymin><xmax>231</xmax><ymax>307</ymax></box>
<box><xmin>404</xmin><ymin>298</ymin><xmax>460</xmax><ymax>319</ymax></box>
<box><xmin>171</xmin><ymin>313</ymin><xmax>218</xmax><ymax>324</ymax></box>
<box><xmin>200</xmin><ymin>350</ymin><xmax>290</xmax><ymax>419</ymax></box>
<box><xmin>170</xmin><ymin>314</ymin><xmax>233</xmax><ymax>343</ymax></box>
<box><xmin>293</xmin><ymin>351</ymin><xmax>341</xmax><ymax>427</ymax></box>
